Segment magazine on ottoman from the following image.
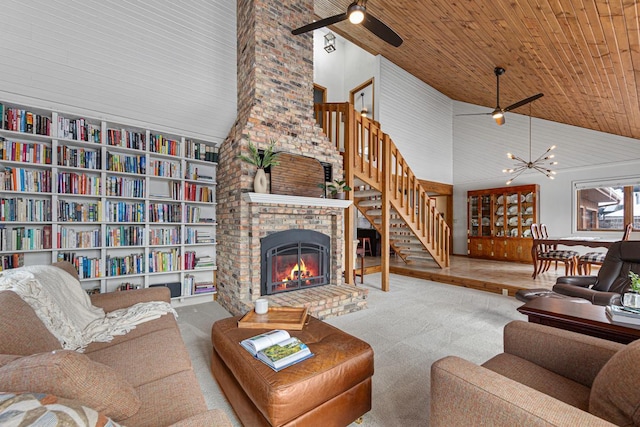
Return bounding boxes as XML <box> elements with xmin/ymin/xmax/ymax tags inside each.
<box><xmin>240</xmin><ymin>329</ymin><xmax>313</xmax><ymax>371</ymax></box>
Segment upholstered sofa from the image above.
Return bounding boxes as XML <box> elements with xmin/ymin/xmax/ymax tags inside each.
<box><xmin>0</xmin><ymin>262</ymin><xmax>231</xmax><ymax>427</ymax></box>
<box><xmin>431</xmin><ymin>320</ymin><xmax>638</xmax><ymax>426</ymax></box>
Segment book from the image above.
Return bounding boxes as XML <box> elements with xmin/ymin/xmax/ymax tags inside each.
<box><xmin>605</xmin><ymin>305</ymin><xmax>640</xmax><ymax>326</ymax></box>
<box><xmin>240</xmin><ymin>329</ymin><xmax>313</xmax><ymax>372</ymax></box>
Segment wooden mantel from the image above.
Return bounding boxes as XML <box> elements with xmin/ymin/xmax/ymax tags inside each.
<box><xmin>242</xmin><ymin>192</ymin><xmax>352</xmax><ymax>209</ymax></box>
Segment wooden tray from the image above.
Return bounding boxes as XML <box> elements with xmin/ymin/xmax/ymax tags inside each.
<box><xmin>238</xmin><ymin>306</ymin><xmax>309</xmax><ymax>330</ymax></box>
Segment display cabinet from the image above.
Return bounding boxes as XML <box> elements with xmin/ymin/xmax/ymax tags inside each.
<box><xmin>467</xmin><ymin>184</ymin><xmax>539</xmax><ymax>262</ymax></box>
<box><xmin>0</xmin><ymin>101</ymin><xmax>219</xmax><ymax>300</ymax></box>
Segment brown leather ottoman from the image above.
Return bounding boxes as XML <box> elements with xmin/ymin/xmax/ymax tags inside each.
<box><xmin>211</xmin><ymin>316</ymin><xmax>374</xmax><ymax>427</ymax></box>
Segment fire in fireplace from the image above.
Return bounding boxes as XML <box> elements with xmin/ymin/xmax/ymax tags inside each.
<box><xmin>261</xmin><ymin>229</ymin><xmax>330</xmax><ymax>295</ymax></box>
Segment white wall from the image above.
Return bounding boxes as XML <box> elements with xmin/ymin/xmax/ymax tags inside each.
<box><xmin>313</xmin><ymin>31</ymin><xmax>377</xmax><ymax>103</ymax></box>
<box><xmin>0</xmin><ymin>0</ymin><xmax>237</xmax><ymax>141</ymax></box>
<box><xmin>378</xmin><ymin>58</ymin><xmax>453</xmax><ymax>183</ymax></box>
<box><xmin>313</xmin><ymin>31</ymin><xmax>346</xmax><ymax>102</ymax></box>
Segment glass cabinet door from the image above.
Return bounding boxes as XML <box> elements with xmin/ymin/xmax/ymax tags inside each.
<box><xmin>521</xmin><ymin>190</ymin><xmax>535</xmax><ymax>237</ymax></box>
<box><xmin>495</xmin><ymin>194</ymin><xmax>506</xmax><ymax>237</ymax></box>
<box><xmin>481</xmin><ymin>195</ymin><xmax>492</xmax><ymax>236</ymax></box>
<box><xmin>506</xmin><ymin>191</ymin><xmax>523</xmax><ymax>238</ymax></box>
<box><xmin>469</xmin><ymin>195</ymin><xmax>479</xmax><ymax>237</ymax></box>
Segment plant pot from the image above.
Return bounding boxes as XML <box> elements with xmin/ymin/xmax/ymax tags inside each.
<box><xmin>254</xmin><ymin>168</ymin><xmax>268</xmax><ymax>193</ymax></box>
<box><xmin>623</xmin><ymin>292</ymin><xmax>640</xmax><ymax>308</ymax></box>
<box><xmin>333</xmin><ymin>192</ymin><xmax>345</xmax><ymax>200</ymax></box>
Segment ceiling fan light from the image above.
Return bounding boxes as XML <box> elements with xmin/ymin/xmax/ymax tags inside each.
<box><xmin>492</xmin><ymin>110</ymin><xmax>503</xmax><ymax>119</ymax></box>
<box><xmin>348</xmin><ymin>4</ymin><xmax>365</xmax><ymax>24</ymax></box>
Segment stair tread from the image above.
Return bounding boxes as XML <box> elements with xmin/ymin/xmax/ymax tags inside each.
<box><xmin>401</xmin><ymin>248</ymin><xmax>429</xmax><ymax>253</ymax></box>
<box><xmin>406</xmin><ymin>255</ymin><xmax>434</xmax><ymax>261</ymax></box>
<box><xmin>354</xmin><ymin>189</ymin><xmax>381</xmax><ymax>198</ymax></box>
<box><xmin>394</xmin><ymin>243</ymin><xmax>424</xmax><ymax>248</ymax></box>
<box><xmin>358</xmin><ymin>199</ymin><xmax>382</xmax><ymax>207</ymax></box>
<box><xmin>373</xmin><ymin>218</ymin><xmax>404</xmax><ymax>224</ymax></box>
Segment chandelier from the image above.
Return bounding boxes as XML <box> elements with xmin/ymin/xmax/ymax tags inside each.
<box><xmin>502</xmin><ymin>103</ymin><xmax>557</xmax><ymax>185</ymax></box>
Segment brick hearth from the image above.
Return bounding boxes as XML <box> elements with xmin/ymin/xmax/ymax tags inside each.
<box><xmin>266</xmin><ymin>285</ymin><xmax>368</xmax><ymax>320</ymax></box>
<box><xmin>215</xmin><ymin>0</ymin><xmax>367</xmax><ymax>318</ymax></box>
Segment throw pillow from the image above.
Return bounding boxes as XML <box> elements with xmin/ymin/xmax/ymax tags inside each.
<box><xmin>0</xmin><ymin>350</ymin><xmax>140</xmax><ymax>420</ymax></box>
<box><xmin>589</xmin><ymin>339</ymin><xmax>640</xmax><ymax>425</ymax></box>
<box><xmin>0</xmin><ymin>392</ymin><xmax>123</xmax><ymax>426</ymax></box>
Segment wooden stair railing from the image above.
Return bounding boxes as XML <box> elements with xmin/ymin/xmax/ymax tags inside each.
<box><xmin>315</xmin><ymin>103</ymin><xmax>450</xmax><ymax>290</ymax></box>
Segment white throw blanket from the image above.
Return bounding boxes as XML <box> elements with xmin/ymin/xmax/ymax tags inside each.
<box><xmin>0</xmin><ymin>265</ymin><xmax>177</xmax><ymax>352</ymax></box>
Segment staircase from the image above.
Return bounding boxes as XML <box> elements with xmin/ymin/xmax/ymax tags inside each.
<box><xmin>315</xmin><ymin>103</ymin><xmax>450</xmax><ymax>288</ymax></box>
<box><xmin>354</xmin><ymin>179</ymin><xmax>442</xmax><ymax>263</ymax></box>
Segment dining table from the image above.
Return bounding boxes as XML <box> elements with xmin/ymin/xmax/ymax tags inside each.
<box><xmin>531</xmin><ymin>236</ymin><xmax>619</xmax><ymax>278</ymax></box>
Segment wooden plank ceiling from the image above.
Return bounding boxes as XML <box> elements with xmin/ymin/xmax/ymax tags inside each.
<box><xmin>310</xmin><ymin>0</ymin><xmax>640</xmax><ymax>140</ymax></box>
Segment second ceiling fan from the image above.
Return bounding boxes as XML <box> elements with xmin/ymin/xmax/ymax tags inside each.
<box><xmin>459</xmin><ymin>67</ymin><xmax>543</xmax><ymax>126</ymax></box>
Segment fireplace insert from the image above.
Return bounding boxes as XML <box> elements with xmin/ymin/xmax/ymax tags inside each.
<box><xmin>261</xmin><ymin>229</ymin><xmax>330</xmax><ymax>295</ymax></box>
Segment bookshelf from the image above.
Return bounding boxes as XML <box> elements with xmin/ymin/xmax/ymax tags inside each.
<box><xmin>0</xmin><ymin>101</ymin><xmax>218</xmax><ymax>300</ymax></box>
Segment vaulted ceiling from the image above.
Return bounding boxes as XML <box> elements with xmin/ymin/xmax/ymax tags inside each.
<box><xmin>312</xmin><ymin>0</ymin><xmax>640</xmax><ymax>141</ymax></box>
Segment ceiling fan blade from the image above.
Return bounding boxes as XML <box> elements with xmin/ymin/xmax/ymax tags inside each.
<box><xmin>362</xmin><ymin>14</ymin><xmax>403</xmax><ymax>47</ymax></box>
<box><xmin>455</xmin><ymin>112</ymin><xmax>492</xmax><ymax>116</ymax></box>
<box><xmin>503</xmin><ymin>93</ymin><xmax>544</xmax><ymax>113</ymax></box>
<box><xmin>291</xmin><ymin>13</ymin><xmax>348</xmax><ymax>35</ymax></box>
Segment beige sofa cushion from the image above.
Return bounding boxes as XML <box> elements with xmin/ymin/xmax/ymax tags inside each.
<box><xmin>590</xmin><ymin>340</ymin><xmax>640</xmax><ymax>425</ymax></box>
<box><xmin>0</xmin><ymin>291</ymin><xmax>61</xmax><ymax>355</ymax></box>
<box><xmin>0</xmin><ymin>350</ymin><xmax>141</xmax><ymax>420</ymax></box>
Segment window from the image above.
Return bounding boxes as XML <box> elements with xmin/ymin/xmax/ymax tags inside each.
<box><xmin>575</xmin><ymin>178</ymin><xmax>640</xmax><ymax>231</ymax></box>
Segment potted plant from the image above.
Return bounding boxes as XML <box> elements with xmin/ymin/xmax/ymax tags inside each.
<box><xmin>237</xmin><ymin>137</ymin><xmax>280</xmax><ymax>193</ymax></box>
<box><xmin>625</xmin><ymin>271</ymin><xmax>640</xmax><ymax>308</ymax></box>
<box><xmin>318</xmin><ymin>179</ymin><xmax>352</xmax><ymax>199</ymax></box>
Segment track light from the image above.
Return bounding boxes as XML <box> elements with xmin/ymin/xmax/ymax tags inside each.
<box><xmin>348</xmin><ymin>4</ymin><xmax>365</xmax><ymax>24</ymax></box>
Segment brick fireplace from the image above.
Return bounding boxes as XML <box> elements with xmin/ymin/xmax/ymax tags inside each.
<box><xmin>215</xmin><ymin>0</ymin><xmax>368</xmax><ymax>318</ymax></box>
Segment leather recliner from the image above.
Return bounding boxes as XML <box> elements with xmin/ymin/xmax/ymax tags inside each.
<box><xmin>552</xmin><ymin>240</ymin><xmax>640</xmax><ymax>305</ymax></box>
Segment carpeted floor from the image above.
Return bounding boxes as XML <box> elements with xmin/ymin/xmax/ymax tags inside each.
<box><xmin>174</xmin><ymin>273</ymin><xmax>527</xmax><ymax>426</ymax></box>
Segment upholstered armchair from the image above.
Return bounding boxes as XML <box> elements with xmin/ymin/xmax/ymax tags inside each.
<box><xmin>431</xmin><ymin>321</ymin><xmax>636</xmax><ymax>426</ymax></box>
<box><xmin>552</xmin><ymin>240</ymin><xmax>640</xmax><ymax>306</ymax></box>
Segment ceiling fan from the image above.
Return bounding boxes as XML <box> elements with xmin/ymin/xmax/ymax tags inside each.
<box><xmin>291</xmin><ymin>0</ymin><xmax>403</xmax><ymax>47</ymax></box>
<box><xmin>458</xmin><ymin>67</ymin><xmax>543</xmax><ymax>126</ymax></box>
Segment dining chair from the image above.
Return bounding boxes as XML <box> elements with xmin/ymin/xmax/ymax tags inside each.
<box><xmin>577</xmin><ymin>223</ymin><xmax>633</xmax><ymax>274</ymax></box>
<box><xmin>531</xmin><ymin>223</ymin><xmax>579</xmax><ymax>277</ymax></box>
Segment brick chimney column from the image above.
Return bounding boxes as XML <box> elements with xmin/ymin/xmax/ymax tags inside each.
<box><xmin>216</xmin><ymin>0</ymin><xmax>345</xmax><ymax>315</ymax></box>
